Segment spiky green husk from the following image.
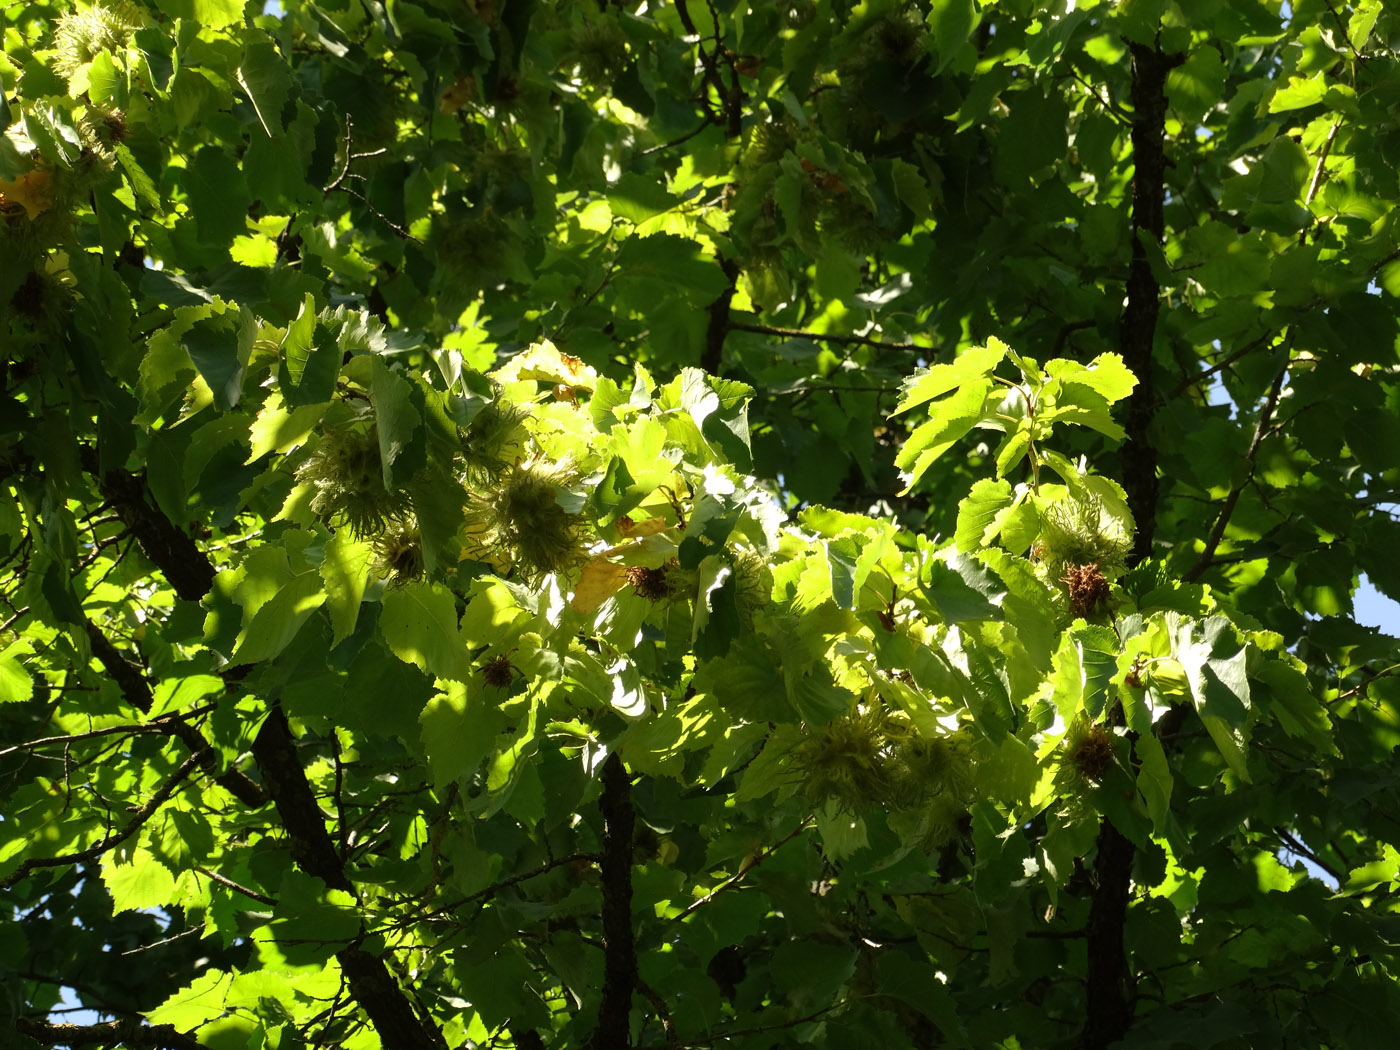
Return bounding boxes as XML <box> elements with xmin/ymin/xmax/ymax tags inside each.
<box><xmin>372</xmin><ymin>522</ymin><xmax>424</xmax><ymax>586</ymax></box>
<box><xmin>730</xmin><ymin>548</ymin><xmax>773</xmax><ymax>629</ymax></box>
<box><xmin>795</xmin><ymin>707</ymin><xmax>892</xmax><ymax>813</ymax></box>
<box><xmin>1065</xmin><ymin>721</ymin><xmax>1117</xmax><ymax>783</ymax></box>
<box><xmin>1035</xmin><ymin>495</ymin><xmax>1133</xmax><ymax>579</ymax></box>
<box><xmin>460</xmin><ymin>397</ymin><xmax>531</xmax><ymax>483</ymax></box>
<box><xmin>887</xmin><ymin>731</ymin><xmax>976</xmax><ymax>810</ymax></box>
<box><xmin>52</xmin><ymin>4</ymin><xmax>146</xmax><ymax>78</ymax></box>
<box><xmin>298</xmin><ymin>427</ymin><xmax>407</xmax><ymax>537</ymax></box>
<box><xmin>466</xmin><ymin>460</ymin><xmax>588</xmax><ymax>583</ymax></box>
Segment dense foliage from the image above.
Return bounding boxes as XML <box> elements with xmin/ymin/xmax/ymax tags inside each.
<box><xmin>4</xmin><ymin>1</ymin><xmax>1400</xmax><ymax>1049</ymax></box>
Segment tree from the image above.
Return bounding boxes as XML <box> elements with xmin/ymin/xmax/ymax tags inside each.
<box><xmin>3</xmin><ymin>0</ymin><xmax>1399</xmax><ymax>1047</ymax></box>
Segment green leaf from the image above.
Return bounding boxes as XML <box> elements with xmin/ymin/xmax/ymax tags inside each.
<box><xmin>115</xmin><ymin>144</ymin><xmax>161</xmax><ymax>208</ymax></box>
<box><xmin>380</xmin><ymin>581</ymin><xmax>471</xmax><ymax>682</ymax></box>
<box><xmin>272</xmin><ymin>871</ymin><xmax>361</xmax><ymax>953</ymax></box>
<box><xmin>278</xmin><ymin>296</ymin><xmax>341</xmax><ymax>407</ymax></box>
<box><xmin>371</xmin><ymin>358</ymin><xmax>425</xmax><ymax>489</ymax></box>
<box><xmin>102</xmin><ymin>850</ymin><xmax>177</xmax><ymax>913</ymax></box>
<box><xmin>230</xmin><ymin>571</ymin><xmax>326</xmax><ymax>665</ymax></box>
<box><xmin>0</xmin><ymin>640</ymin><xmax>33</xmax><ymax>703</ymax></box>
<box><xmin>419</xmin><ymin>681</ymin><xmax>507</xmax><ymax>788</ymax></box>
<box><xmin>320</xmin><ymin>528</ymin><xmax>373</xmax><ymax>646</ymax></box>
<box><xmin>238</xmin><ymin>40</ymin><xmax>293</xmax><ymax>137</ymax></box>
<box><xmin>607</xmin><ymin>172</ymin><xmax>677</xmax><ymax>223</ymax></box>
<box><xmin>920</xmin><ymin>550</ymin><xmax>1004</xmax><ymax>623</ymax></box>
<box><xmin>1134</xmin><ymin>732</ymin><xmax>1174</xmax><ymax>838</ymax></box>
<box><xmin>894</xmin><ymin>340</ymin><xmax>1008</xmax><ymax>416</ymax></box>
<box><xmin>894</xmin><ymin>378</ymin><xmax>996</xmax><ymax>490</ymax></box>
<box><xmin>954</xmin><ymin>478</ymin><xmax>1013</xmax><ymax>553</ymax></box>
<box><xmin>1268</xmin><ymin>73</ymin><xmax>1327</xmax><ymax>112</ymax></box>
<box><xmin>183</xmin><ymin>314</ymin><xmax>243</xmax><ymax>412</ymax></box>
<box><xmin>146</xmin><ymin>969</ymin><xmax>234</xmax><ymax>1030</ymax></box>
<box><xmin>22</xmin><ymin>103</ymin><xmax>82</xmax><ymax>169</ymax></box>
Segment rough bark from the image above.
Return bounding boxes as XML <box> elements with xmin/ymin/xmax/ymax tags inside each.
<box><xmin>593</xmin><ymin>753</ymin><xmax>637</xmax><ymax>1050</ymax></box>
<box><xmin>1084</xmin><ymin>41</ymin><xmax>1182</xmax><ymax>1050</ymax></box>
<box><xmin>78</xmin><ymin>456</ymin><xmax>444</xmax><ymax>1050</ymax></box>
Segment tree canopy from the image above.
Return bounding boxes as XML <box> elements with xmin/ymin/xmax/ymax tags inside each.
<box><xmin>3</xmin><ymin>1</ymin><xmax>1400</xmax><ymax>1049</ymax></box>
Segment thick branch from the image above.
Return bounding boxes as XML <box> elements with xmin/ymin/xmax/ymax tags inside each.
<box><xmin>251</xmin><ymin>706</ymin><xmax>353</xmax><ymax>891</ymax></box>
<box><xmin>84</xmin><ymin>615</ymin><xmax>264</xmax><ymax>808</ymax></box>
<box><xmin>82</xmin><ymin>457</ymin><xmax>214</xmax><ymax>603</ymax></box>
<box><xmin>1085</xmin><ymin>41</ymin><xmax>1182</xmax><ymax>1050</ymax></box>
<box><xmin>1116</xmin><ymin>43</ymin><xmax>1181</xmax><ymax>566</ymax></box>
<box><xmin>1082</xmin><ymin>821</ymin><xmax>1136</xmax><ymax>1050</ymax></box>
<box><xmin>593</xmin><ymin>753</ymin><xmax>637</xmax><ymax>1050</ymax></box>
<box><xmin>701</xmin><ymin>258</ymin><xmax>740</xmax><ymax>374</ymax></box>
<box><xmin>251</xmin><ymin>706</ymin><xmax>445</xmax><ymax>1050</ymax></box>
<box><xmin>79</xmin><ymin>454</ymin><xmax>439</xmax><ymax>1050</ymax></box>
<box><xmin>15</xmin><ymin>1017</ymin><xmax>212</xmax><ymax>1050</ymax></box>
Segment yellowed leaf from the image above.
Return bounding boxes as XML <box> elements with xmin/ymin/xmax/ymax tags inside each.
<box><xmin>570</xmin><ymin>558</ymin><xmax>629</xmax><ymax>614</ymax></box>
<box><xmin>0</xmin><ymin>169</ymin><xmax>53</xmax><ymax>220</ymax></box>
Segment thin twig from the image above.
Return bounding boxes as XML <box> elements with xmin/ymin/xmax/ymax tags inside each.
<box><xmin>196</xmin><ymin>866</ymin><xmax>279</xmax><ymax>906</ymax></box>
<box><xmin>1182</xmin><ymin>363</ymin><xmax>1289</xmax><ymax>583</ymax></box>
<box><xmin>728</xmin><ymin>321</ymin><xmax>924</xmax><ymax>352</ymax></box>
<box><xmin>1</xmin><ymin>752</ymin><xmax>203</xmax><ymax>888</ymax></box>
<box><xmin>673</xmin><ymin>817</ymin><xmax>812</xmax><ymax>921</ymax></box>
<box><xmin>640</xmin><ymin>116</ymin><xmax>719</xmax><ymax>156</ymax></box>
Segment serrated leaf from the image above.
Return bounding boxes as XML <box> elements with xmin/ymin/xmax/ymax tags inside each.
<box><xmin>889</xmin><ymin>158</ymin><xmax>932</xmax><ymax>218</ymax></box>
<box><xmin>320</xmin><ymin>528</ymin><xmax>373</xmax><ymax>646</ymax></box>
<box><xmin>371</xmin><ymin>358</ymin><xmax>424</xmax><ymax>489</ymax></box>
<box><xmin>146</xmin><ymin>969</ymin><xmax>233</xmax><ymax>1030</ymax></box>
<box><xmin>955</xmin><ymin>478</ymin><xmax>1013</xmax><ymax>553</ymax></box>
<box><xmin>147</xmin><ymin>674</ymin><xmax>223</xmax><ymax>720</ymax></box>
<box><xmin>894</xmin><ymin>378</ymin><xmax>996</xmax><ymax>490</ymax></box>
<box><xmin>22</xmin><ymin>103</ymin><xmax>82</xmax><ymax>169</ymax></box>
<box><xmin>381</xmin><ymin>581</ymin><xmax>471</xmax><ymax>681</ymax></box>
<box><xmin>272</xmin><ymin>870</ymin><xmax>361</xmax><ymax>950</ymax></box>
<box><xmin>183</xmin><ymin>315</ymin><xmax>243</xmax><ymax>412</ymax></box>
<box><xmin>0</xmin><ymin>640</ymin><xmax>33</xmax><ymax>703</ymax></box>
<box><xmin>893</xmin><ymin>340</ymin><xmax>1008</xmax><ymax>416</ymax></box>
<box><xmin>1134</xmin><ymin>732</ymin><xmax>1174</xmax><ymax>837</ymax></box>
<box><xmin>1047</xmin><ymin>353</ymin><xmax>1137</xmax><ymax>401</ymax></box>
<box><xmin>115</xmin><ymin>143</ymin><xmax>161</xmax><ymax>208</ymax></box>
<box><xmin>102</xmin><ymin>850</ymin><xmax>177</xmax><ymax>913</ymax></box>
<box><xmin>1256</xmin><ymin>660</ymin><xmax>1334</xmax><ymax>751</ymax></box>
<box><xmin>230</xmin><ymin>572</ymin><xmax>325</xmax><ymax>664</ymax></box>
<box><xmin>278</xmin><ymin>295</ymin><xmax>340</xmax><ymax>407</ymax></box>
<box><xmin>984</xmin><ymin>735</ymin><xmax>1040</xmax><ymax>809</ymax></box>
<box><xmin>248</xmin><ymin>389</ymin><xmax>327</xmax><ymax>461</ymax></box>
<box><xmin>920</xmin><ymin>551</ymin><xmax>1004</xmax><ymax>623</ymax></box>
<box><xmin>237</xmin><ymin>40</ymin><xmax>292</xmax><ymax>137</ymax></box>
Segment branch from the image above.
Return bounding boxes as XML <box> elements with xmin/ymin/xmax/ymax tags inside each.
<box><xmin>1</xmin><ymin>752</ymin><xmax>203</xmax><ymax>889</ymax></box>
<box><xmin>15</xmin><ymin>1018</ymin><xmax>213</xmax><ymax>1050</ymax></box>
<box><xmin>673</xmin><ymin>818</ymin><xmax>811</xmax><ymax>921</ymax></box>
<box><xmin>251</xmin><ymin>706</ymin><xmax>446</xmax><ymax>1050</ymax></box>
<box><xmin>80</xmin><ymin>454</ymin><xmax>214</xmax><ymax>603</ymax></box>
<box><xmin>195</xmin><ymin>866</ymin><xmax>279</xmax><ymax>907</ymax></box>
<box><xmin>701</xmin><ymin>258</ymin><xmax>739</xmax><ymax>374</ymax></box>
<box><xmin>728</xmin><ymin>321</ymin><xmax>923</xmax><ymax>352</ymax></box>
<box><xmin>83</xmin><ymin>614</ymin><xmax>264</xmax><ymax>808</ymax></box>
<box><xmin>71</xmin><ymin>455</ymin><xmax>441</xmax><ymax>1050</ymax></box>
<box><xmin>640</xmin><ymin>116</ymin><xmax>719</xmax><ymax>156</ymax></box>
<box><xmin>1181</xmin><ymin>364</ymin><xmax>1287</xmax><ymax>584</ymax></box>
<box><xmin>593</xmin><ymin>753</ymin><xmax>637</xmax><ymax>1050</ymax></box>
<box><xmin>1085</xmin><ymin>40</ymin><xmax>1183</xmax><ymax>1050</ymax></box>
<box><xmin>1168</xmin><ymin>329</ymin><xmax>1275</xmax><ymax>400</ymax></box>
